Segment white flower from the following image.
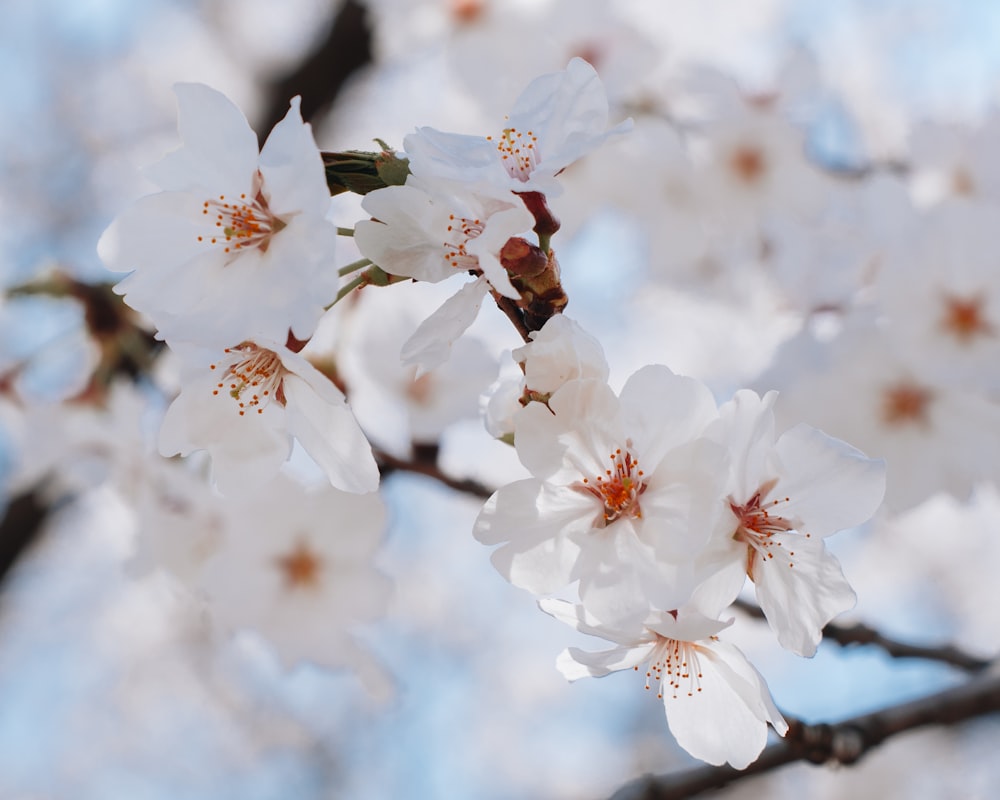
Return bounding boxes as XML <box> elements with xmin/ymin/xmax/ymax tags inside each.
<box><xmin>475</xmin><ymin>366</ymin><xmax>725</xmax><ymax>622</ymax></box>
<box><xmin>99</xmin><ymin>83</ymin><xmax>340</xmax><ymax>347</ymax></box>
<box><xmin>404</xmin><ymin>57</ymin><xmax>631</xmax><ymax>198</ymax></box>
<box><xmin>484</xmin><ymin>314</ymin><xmax>609</xmax><ymax>439</ymax></box>
<box><xmin>198</xmin><ymin>473</ymin><xmax>391</xmax><ymax>689</ymax></box>
<box><xmin>541</xmin><ymin>598</ymin><xmax>787</xmax><ymax>769</ymax></box>
<box><xmin>159</xmin><ymin>339</ymin><xmax>378</xmax><ymax>495</ymax></box>
<box><xmin>762</xmin><ymin>316</ymin><xmax>1000</xmax><ymax>511</ymax></box>
<box><xmin>355</xmin><ymin>179</ymin><xmax>532</xmax><ymax>300</ymax></box>
<box><xmin>707</xmin><ymin>390</ymin><xmax>886</xmax><ymax>656</ymax></box>
<box><xmin>878</xmin><ymin>200</ymin><xmax>1000</xmax><ymax>391</ymax></box>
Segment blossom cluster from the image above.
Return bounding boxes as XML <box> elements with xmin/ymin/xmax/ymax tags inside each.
<box><xmin>88</xmin><ymin>57</ymin><xmax>892</xmax><ymax>770</ymax></box>
<box><xmin>476</xmin><ymin>316</ymin><xmax>885</xmax><ymax>767</ymax></box>
<box><xmin>98</xmin><ymin>84</ymin><xmax>378</xmax><ymax>495</ymax></box>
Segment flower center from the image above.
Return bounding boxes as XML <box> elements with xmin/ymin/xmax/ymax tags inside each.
<box><xmin>274</xmin><ymin>538</ymin><xmax>323</xmax><ymax>590</ymax></box>
<box><xmin>728</xmin><ymin>144</ymin><xmax>767</xmax><ymax>185</ymax></box>
<box><xmin>210</xmin><ymin>343</ymin><xmax>286</xmax><ymax>416</ymax></box>
<box><xmin>634</xmin><ymin>634</ymin><xmax>706</xmax><ymax>700</ymax></box>
<box><xmin>487</xmin><ymin>126</ymin><xmax>539</xmax><ymax>182</ymax></box>
<box><xmin>443</xmin><ymin>213</ymin><xmax>484</xmax><ymax>271</ymax></box>
<box><xmin>729</xmin><ymin>479</ymin><xmax>802</xmax><ymax>572</ymax></box>
<box><xmin>579</xmin><ymin>447</ymin><xmax>646</xmax><ymax>526</ymax></box>
<box><xmin>197</xmin><ymin>176</ymin><xmax>284</xmax><ymax>256</ymax></box>
<box><xmin>881</xmin><ymin>380</ymin><xmax>934</xmax><ymax>427</ymax></box>
<box><xmin>939</xmin><ymin>292</ymin><xmax>993</xmax><ymax>344</ymax></box>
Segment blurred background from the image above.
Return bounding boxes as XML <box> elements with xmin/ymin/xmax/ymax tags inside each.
<box><xmin>2</xmin><ymin>1</ymin><xmax>1000</xmax><ymax>798</ymax></box>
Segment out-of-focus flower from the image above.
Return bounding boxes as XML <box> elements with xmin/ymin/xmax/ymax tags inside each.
<box><xmin>197</xmin><ymin>473</ymin><xmax>391</xmax><ymax>691</ymax></box>
<box><xmin>99</xmin><ymin>83</ymin><xmax>340</xmax><ymax>347</ymax></box>
<box><xmin>159</xmin><ymin>339</ymin><xmax>378</xmax><ymax>496</ymax></box>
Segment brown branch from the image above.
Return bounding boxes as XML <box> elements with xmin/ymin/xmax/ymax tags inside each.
<box><xmin>374</xmin><ymin>449</ymin><xmax>494</xmax><ymax>500</ymax></box>
<box><xmin>609</xmin><ymin>667</ymin><xmax>1000</xmax><ymax>800</ymax></box>
<box><xmin>255</xmin><ymin>0</ymin><xmax>372</xmax><ymax>137</ymax></box>
<box><xmin>0</xmin><ymin>488</ymin><xmax>49</xmax><ymax>588</ymax></box>
<box><xmin>732</xmin><ymin>597</ymin><xmax>991</xmax><ymax>672</ymax></box>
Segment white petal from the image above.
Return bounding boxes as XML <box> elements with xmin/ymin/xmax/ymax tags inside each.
<box><xmin>400</xmin><ymin>277</ymin><xmax>489</xmax><ymax>375</ymax></box>
<box><xmin>475</xmin><ymin>480</ymin><xmax>594</xmax><ymax>594</ymax></box>
<box><xmin>282</xmin><ymin>374</ymin><xmax>379</xmax><ymax>494</ymax></box>
<box><xmin>556</xmin><ymin>643</ymin><xmax>654</xmax><ymax>680</ymax></box>
<box><xmin>514</xmin><ymin>378</ymin><xmax>624</xmax><ymax>483</ymax></box>
<box><xmin>775</xmin><ymin>423</ymin><xmax>886</xmax><ymax>537</ymax></box>
<box><xmin>145</xmin><ymin>83</ymin><xmax>258</xmax><ymax>194</ymax></box>
<box><xmin>618</xmin><ymin>365</ymin><xmax>718</xmax><ymax>472</ymax></box>
<box><xmin>753</xmin><ymin>533</ymin><xmax>857</xmax><ymax>657</ymax></box>
<box><xmin>663</xmin><ymin>641</ymin><xmax>782</xmax><ymax>769</ymax></box>
<box><xmin>258</xmin><ymin>96</ymin><xmax>331</xmax><ymax>217</ymax></box>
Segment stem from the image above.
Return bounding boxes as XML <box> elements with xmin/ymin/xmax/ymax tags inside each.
<box><xmin>330</xmin><ymin>273</ymin><xmax>367</xmax><ymax>307</ymax></box>
<box><xmin>336</xmin><ymin>226</ymin><xmax>355</xmax><ymax>237</ymax></box>
<box><xmin>338</xmin><ymin>257</ymin><xmax>371</xmax><ymax>277</ymax></box>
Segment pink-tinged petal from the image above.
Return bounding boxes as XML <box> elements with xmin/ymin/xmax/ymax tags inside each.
<box><xmin>556</xmin><ymin>643</ymin><xmax>655</xmax><ymax>680</ymax></box>
<box><xmin>282</xmin><ymin>374</ymin><xmax>379</xmax><ymax>494</ymax></box>
<box><xmin>400</xmin><ymin>277</ymin><xmax>489</xmax><ymax>374</ymax></box>
<box><xmin>514</xmin><ymin>378</ymin><xmax>624</xmax><ymax>483</ymax></box>
<box><xmin>774</xmin><ymin>423</ymin><xmax>886</xmax><ymax>537</ymax></box>
<box><xmin>258</xmin><ymin>96</ymin><xmax>330</xmax><ymax>217</ymax></box>
<box><xmin>145</xmin><ymin>84</ymin><xmax>258</xmax><ymax>194</ymax></box>
<box><xmin>752</xmin><ymin>533</ymin><xmax>856</xmax><ymax>657</ymax></box>
<box><xmin>618</xmin><ymin>365</ymin><xmax>718</xmax><ymax>472</ymax></box>
<box><xmin>476</xmin><ymin>480</ymin><xmax>595</xmax><ymax>594</ymax></box>
<box><xmin>663</xmin><ymin>641</ymin><xmax>783</xmax><ymax>768</ymax></box>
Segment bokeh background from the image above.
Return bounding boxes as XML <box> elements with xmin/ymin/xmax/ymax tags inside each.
<box><xmin>2</xmin><ymin>1</ymin><xmax>1000</xmax><ymax>798</ymax></box>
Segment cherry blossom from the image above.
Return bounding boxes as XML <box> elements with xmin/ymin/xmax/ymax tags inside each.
<box><xmin>197</xmin><ymin>473</ymin><xmax>391</xmax><ymax>691</ymax></box>
<box><xmin>159</xmin><ymin>339</ymin><xmax>378</xmax><ymax>496</ymax></box>
<box><xmin>541</xmin><ymin>598</ymin><xmax>787</xmax><ymax>769</ymax></box>
<box><xmin>404</xmin><ymin>57</ymin><xmax>631</xmax><ymax>198</ymax></box>
<box><xmin>99</xmin><ymin>83</ymin><xmax>340</xmax><ymax>347</ymax></box>
<box><xmin>706</xmin><ymin>389</ymin><xmax>886</xmax><ymax>656</ymax></box>
<box><xmin>475</xmin><ymin>366</ymin><xmax>726</xmax><ymax>622</ymax></box>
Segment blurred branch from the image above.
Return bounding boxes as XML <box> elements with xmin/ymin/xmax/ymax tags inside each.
<box><xmin>256</xmin><ymin>0</ymin><xmax>373</xmax><ymax>136</ymax></box>
<box><xmin>0</xmin><ymin>489</ymin><xmax>49</xmax><ymax>587</ymax></box>
<box><xmin>374</xmin><ymin>448</ymin><xmax>494</xmax><ymax>499</ymax></box>
<box><xmin>733</xmin><ymin>597</ymin><xmax>992</xmax><ymax>672</ymax></box>
<box><xmin>609</xmin><ymin>667</ymin><xmax>1000</xmax><ymax>800</ymax></box>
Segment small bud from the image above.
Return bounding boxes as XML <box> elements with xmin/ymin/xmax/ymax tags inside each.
<box><xmin>500</xmin><ymin>237</ymin><xmax>549</xmax><ymax>278</ymax></box>
<box><xmin>322</xmin><ymin>145</ymin><xmax>411</xmax><ymax>196</ymax></box>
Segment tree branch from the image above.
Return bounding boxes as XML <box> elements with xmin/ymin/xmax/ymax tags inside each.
<box><xmin>609</xmin><ymin>667</ymin><xmax>1000</xmax><ymax>800</ymax></box>
<box><xmin>732</xmin><ymin>597</ymin><xmax>991</xmax><ymax>672</ymax></box>
<box><xmin>256</xmin><ymin>0</ymin><xmax>372</xmax><ymax>136</ymax></box>
<box><xmin>374</xmin><ymin>448</ymin><xmax>494</xmax><ymax>499</ymax></box>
